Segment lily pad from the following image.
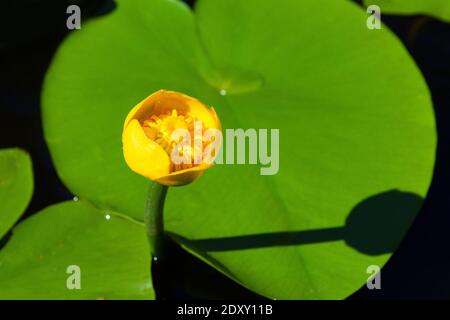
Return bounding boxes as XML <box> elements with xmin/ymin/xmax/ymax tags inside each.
<box><xmin>0</xmin><ymin>201</ymin><xmax>153</xmax><ymax>299</ymax></box>
<box><xmin>0</xmin><ymin>148</ymin><xmax>33</xmax><ymax>239</ymax></box>
<box><xmin>42</xmin><ymin>0</ymin><xmax>436</xmax><ymax>299</ymax></box>
<box><xmin>363</xmin><ymin>0</ymin><xmax>450</xmax><ymax>22</ymax></box>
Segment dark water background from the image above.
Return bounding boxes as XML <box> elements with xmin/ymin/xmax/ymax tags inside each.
<box><xmin>0</xmin><ymin>0</ymin><xmax>449</xmax><ymax>299</ymax></box>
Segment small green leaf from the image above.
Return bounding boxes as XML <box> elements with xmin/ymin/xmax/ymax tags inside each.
<box><xmin>0</xmin><ymin>148</ymin><xmax>33</xmax><ymax>239</ymax></box>
<box><xmin>0</xmin><ymin>201</ymin><xmax>154</xmax><ymax>299</ymax></box>
<box><xmin>364</xmin><ymin>0</ymin><xmax>450</xmax><ymax>22</ymax></box>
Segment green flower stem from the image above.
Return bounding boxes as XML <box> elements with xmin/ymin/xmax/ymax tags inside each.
<box><xmin>144</xmin><ymin>183</ymin><xmax>168</xmax><ymax>259</ymax></box>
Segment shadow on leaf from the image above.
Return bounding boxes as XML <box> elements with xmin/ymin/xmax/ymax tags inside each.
<box><xmin>171</xmin><ymin>190</ymin><xmax>423</xmax><ymax>256</ymax></box>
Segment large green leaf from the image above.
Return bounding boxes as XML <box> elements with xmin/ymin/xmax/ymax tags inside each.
<box><xmin>364</xmin><ymin>0</ymin><xmax>450</xmax><ymax>22</ymax></box>
<box><xmin>0</xmin><ymin>148</ymin><xmax>33</xmax><ymax>239</ymax></box>
<box><xmin>42</xmin><ymin>0</ymin><xmax>436</xmax><ymax>299</ymax></box>
<box><xmin>0</xmin><ymin>201</ymin><xmax>153</xmax><ymax>299</ymax></box>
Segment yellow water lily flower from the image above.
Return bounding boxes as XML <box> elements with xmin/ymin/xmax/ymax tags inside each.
<box><xmin>122</xmin><ymin>90</ymin><xmax>221</xmax><ymax>186</ymax></box>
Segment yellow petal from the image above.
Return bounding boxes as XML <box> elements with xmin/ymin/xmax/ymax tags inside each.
<box><xmin>185</xmin><ymin>99</ymin><xmax>220</xmax><ymax>130</ymax></box>
<box><xmin>122</xmin><ymin>119</ymin><xmax>171</xmax><ymax>180</ymax></box>
<box><xmin>123</xmin><ymin>89</ymin><xmax>166</xmax><ymax>129</ymax></box>
<box><xmin>154</xmin><ymin>163</ymin><xmax>212</xmax><ymax>186</ymax></box>
<box><xmin>125</xmin><ymin>90</ymin><xmax>219</xmax><ymax>128</ymax></box>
